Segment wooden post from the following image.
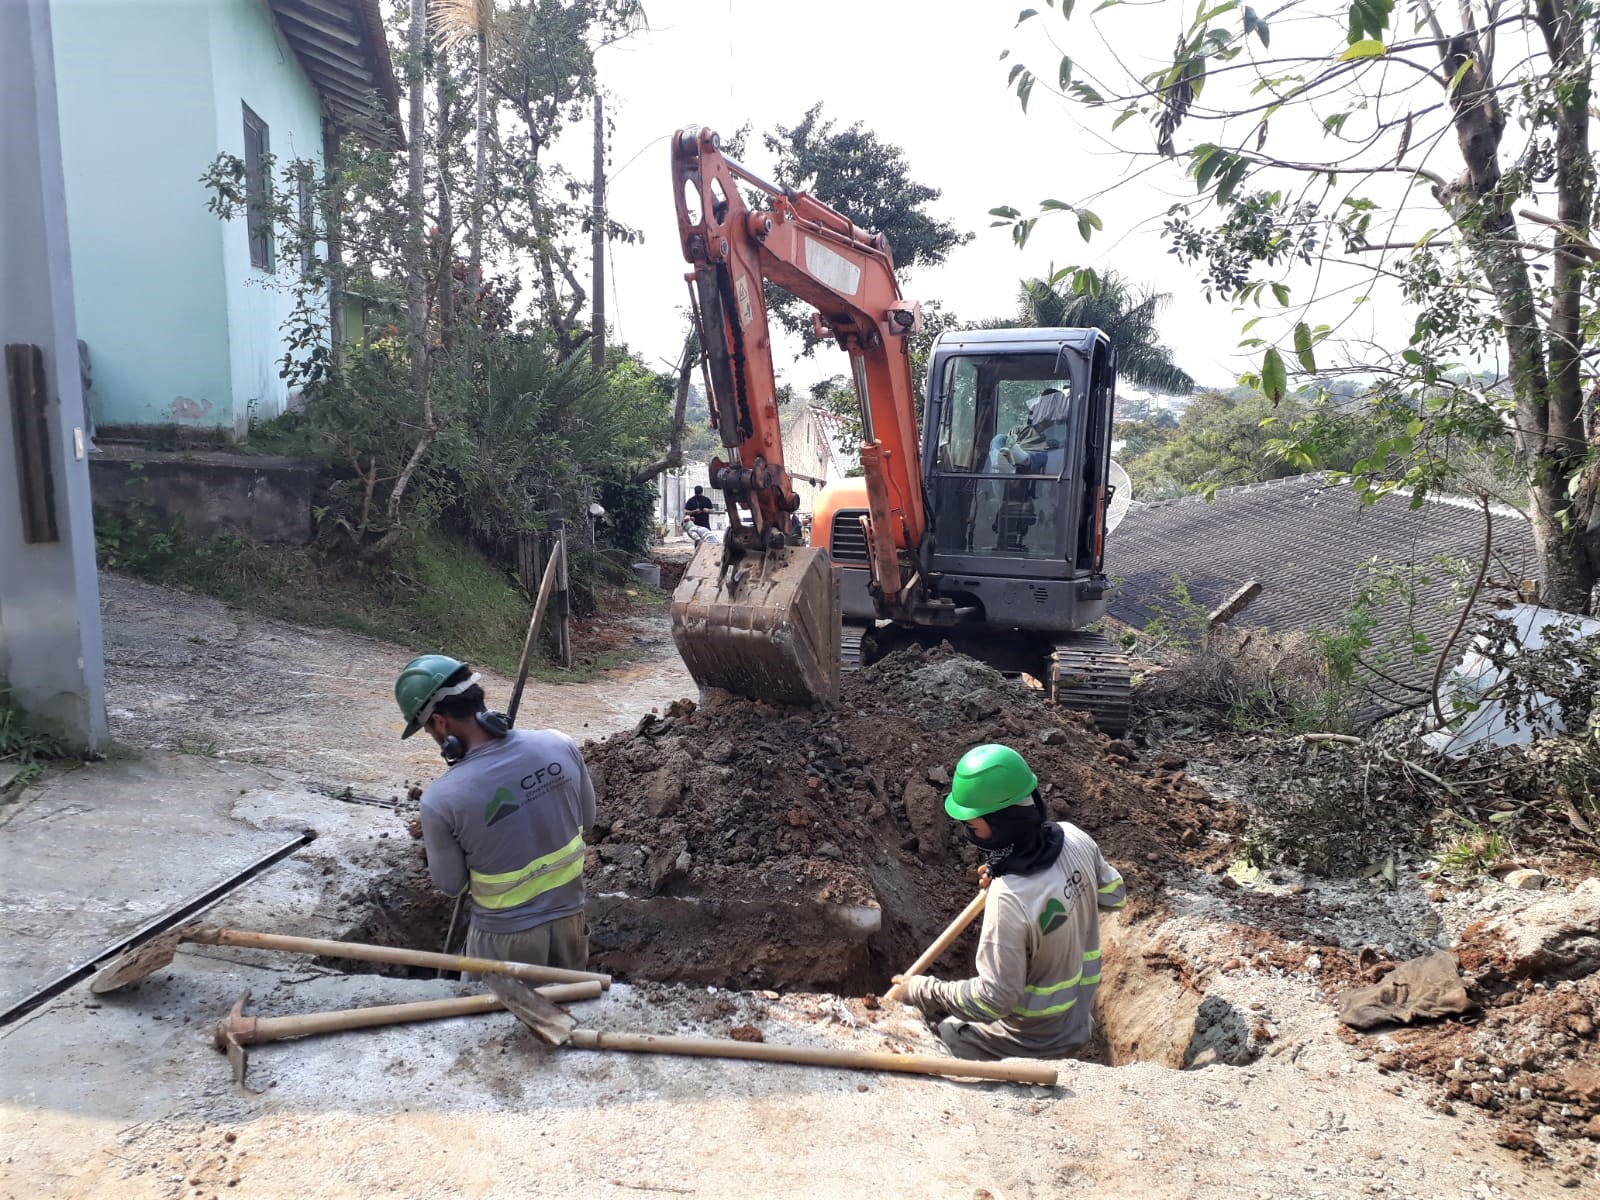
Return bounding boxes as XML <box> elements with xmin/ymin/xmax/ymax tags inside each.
<box><xmin>507</xmin><ymin>537</ymin><xmax>565</xmax><ymax>724</ymax></box>
<box><xmin>557</xmin><ymin>521</ymin><xmax>572</xmax><ymax>669</ymax></box>
<box><xmin>590</xmin><ymin>93</ymin><xmax>605</xmax><ymax>377</ymax></box>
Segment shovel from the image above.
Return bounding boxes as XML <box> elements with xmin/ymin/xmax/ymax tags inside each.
<box><xmin>883</xmin><ymin>889</ymin><xmax>987</xmax><ymax>1004</ymax></box>
<box><xmin>214</xmin><ymin>980</ymin><xmax>596</xmax><ymax>1086</ymax></box>
<box><xmin>90</xmin><ymin>925</ymin><xmax>610</xmax><ymax>994</ymax></box>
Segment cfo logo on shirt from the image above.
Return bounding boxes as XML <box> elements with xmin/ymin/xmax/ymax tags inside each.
<box><xmin>485</xmin><ymin>786</ymin><xmax>521</xmax><ymax>827</ymax></box>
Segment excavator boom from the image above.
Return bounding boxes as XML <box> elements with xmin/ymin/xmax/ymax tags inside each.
<box><xmin>668</xmin><ymin>126</ymin><xmax>930</xmax><ymax>705</ymax></box>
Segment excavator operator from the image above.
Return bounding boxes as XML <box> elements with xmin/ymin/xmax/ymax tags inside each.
<box><xmin>895</xmin><ymin>744</ymin><xmax>1126</xmax><ymax>1060</ymax></box>
<box><xmin>990</xmin><ymin>388</ymin><xmax>1072</xmax><ymax>551</ymax></box>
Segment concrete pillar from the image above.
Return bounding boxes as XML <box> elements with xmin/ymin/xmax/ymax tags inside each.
<box><xmin>1</xmin><ymin>0</ymin><xmax>109</xmax><ymax>751</ymax></box>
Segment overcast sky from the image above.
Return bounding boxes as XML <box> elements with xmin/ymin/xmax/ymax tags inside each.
<box><xmin>554</xmin><ymin>0</ymin><xmax>1259</xmax><ymax>392</ymax></box>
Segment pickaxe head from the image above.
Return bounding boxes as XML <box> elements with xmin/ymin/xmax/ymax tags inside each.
<box><xmin>212</xmin><ymin>990</ymin><xmax>265</xmax><ymax>1092</ymax></box>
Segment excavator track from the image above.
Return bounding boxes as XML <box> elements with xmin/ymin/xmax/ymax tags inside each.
<box><xmin>1049</xmin><ymin>632</ymin><xmax>1132</xmax><ymax>738</ymax></box>
<box><xmin>839</xmin><ymin>623</ymin><xmax>868</xmax><ymax>672</ymax></box>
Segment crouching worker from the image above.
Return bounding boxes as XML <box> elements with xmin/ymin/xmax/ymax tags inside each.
<box><xmin>396</xmin><ymin>654</ymin><xmax>596</xmax><ymax>970</ymax></box>
<box><xmin>898</xmin><ymin>744</ymin><xmax>1125</xmax><ymax>1061</ymax></box>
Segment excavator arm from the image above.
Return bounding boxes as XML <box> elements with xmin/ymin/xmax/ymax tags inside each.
<box><xmin>672</xmin><ymin>126</ymin><xmax>927</xmax><ymax>610</ymax></box>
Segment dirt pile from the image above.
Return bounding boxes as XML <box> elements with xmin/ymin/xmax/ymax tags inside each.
<box><xmin>580</xmin><ymin>644</ymin><xmax>1236</xmax><ymax>991</ymax></box>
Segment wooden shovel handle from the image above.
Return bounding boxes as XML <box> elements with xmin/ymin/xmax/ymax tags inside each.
<box><xmin>191</xmin><ymin>927</ymin><xmax>611</xmax><ymax>988</ymax></box>
<box><xmin>567</xmin><ymin>1028</ymin><xmax>1055</xmax><ymax>1086</ymax></box>
<box><xmin>231</xmin><ymin>981</ymin><xmax>602</xmax><ymax>1045</ymax></box>
<box><xmin>884</xmin><ymin>889</ymin><xmax>987</xmax><ymax>1003</ymax></box>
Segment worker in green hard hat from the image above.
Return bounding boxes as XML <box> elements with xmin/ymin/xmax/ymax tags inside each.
<box><xmin>893</xmin><ymin>743</ymin><xmax>1126</xmax><ymax>1061</ymax></box>
<box><xmin>396</xmin><ymin>654</ymin><xmax>596</xmax><ymax>972</ymax></box>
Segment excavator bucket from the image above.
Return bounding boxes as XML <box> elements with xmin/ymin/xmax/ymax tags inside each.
<box><xmin>670</xmin><ymin>541</ymin><xmax>840</xmax><ymax>706</ymax></box>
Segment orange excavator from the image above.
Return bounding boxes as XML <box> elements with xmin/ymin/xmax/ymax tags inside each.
<box><xmin>668</xmin><ymin>126</ymin><xmax>1131</xmax><ymax>733</ymax></box>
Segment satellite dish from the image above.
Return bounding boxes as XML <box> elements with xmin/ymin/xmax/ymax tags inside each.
<box><xmin>1106</xmin><ymin>460</ymin><xmax>1133</xmax><ymax>534</ymax></box>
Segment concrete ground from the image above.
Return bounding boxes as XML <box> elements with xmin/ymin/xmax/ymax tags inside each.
<box><xmin>0</xmin><ymin>574</ymin><xmax>1586</xmax><ymax>1198</ymax></box>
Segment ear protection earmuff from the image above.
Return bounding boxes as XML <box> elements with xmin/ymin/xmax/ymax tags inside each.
<box><xmin>439</xmin><ymin>709</ymin><xmax>512</xmax><ymax>766</ymax></box>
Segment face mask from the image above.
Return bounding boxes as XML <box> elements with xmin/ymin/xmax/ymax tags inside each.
<box><xmin>967</xmin><ymin>798</ymin><xmax>1045</xmax><ymax>850</ymax></box>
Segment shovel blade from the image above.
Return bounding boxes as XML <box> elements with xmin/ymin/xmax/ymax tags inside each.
<box><xmin>89</xmin><ymin>928</ymin><xmax>187</xmax><ymax>994</ymax></box>
<box><xmin>490</xmin><ymin>978</ymin><xmax>577</xmax><ymax>1046</ymax></box>
<box><xmin>670</xmin><ymin>542</ymin><xmax>840</xmax><ymax>706</ymax></box>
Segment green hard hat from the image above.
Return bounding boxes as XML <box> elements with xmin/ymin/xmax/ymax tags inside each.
<box><xmin>395</xmin><ymin>654</ymin><xmax>467</xmax><ymax>739</ymax></box>
<box><xmin>944</xmin><ymin>744</ymin><xmax>1039</xmax><ymax>821</ymax></box>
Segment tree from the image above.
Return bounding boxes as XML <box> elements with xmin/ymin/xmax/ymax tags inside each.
<box><xmin>387</xmin><ymin>0</ymin><xmax>438</xmax><ymax>558</ymax></box>
<box><xmin>1000</xmin><ymin>0</ymin><xmax>1598</xmax><ymax>613</ymax></box>
<box><xmin>429</xmin><ymin>0</ymin><xmax>494</xmax><ymax>299</ymax></box>
<box><xmin>489</xmin><ymin>1</ymin><xmax>645</xmax><ymax>356</ymax></box>
<box><xmin>761</xmin><ymin>105</ymin><xmax>972</xmax><ymax>352</ymax></box>
<box><xmin>996</xmin><ymin>273</ymin><xmax>1196</xmax><ymax>394</ymax></box>
<box><xmin>1120</xmin><ymin>388</ymin><xmax>1384</xmax><ymax>499</ymax></box>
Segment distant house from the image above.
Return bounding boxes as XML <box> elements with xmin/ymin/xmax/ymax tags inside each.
<box><xmin>780</xmin><ymin>402</ymin><xmax>851</xmax><ymax>516</ymax></box>
<box><xmin>51</xmin><ymin>0</ymin><xmax>401</xmax><ymax>440</ymax></box>
<box><xmin>1106</xmin><ymin>474</ymin><xmax>1541</xmax><ymax>693</ymax></box>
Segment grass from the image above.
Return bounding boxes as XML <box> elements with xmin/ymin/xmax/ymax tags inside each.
<box><xmin>95</xmin><ymin>508</ymin><xmax>658</xmax><ymax>678</ymax></box>
<box><xmin>1436</xmin><ymin>820</ymin><xmax>1512</xmax><ymax>877</ymax></box>
<box><xmin>0</xmin><ymin>687</ymin><xmax>77</xmax><ymax>792</ymax></box>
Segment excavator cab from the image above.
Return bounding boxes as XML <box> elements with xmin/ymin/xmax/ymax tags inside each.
<box><xmin>921</xmin><ymin>329</ymin><xmax>1117</xmax><ymax>614</ymax></box>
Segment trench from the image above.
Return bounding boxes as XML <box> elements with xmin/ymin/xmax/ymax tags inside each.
<box><xmin>324</xmin><ymin>857</ymin><xmax>1254</xmax><ymax>1071</ymax></box>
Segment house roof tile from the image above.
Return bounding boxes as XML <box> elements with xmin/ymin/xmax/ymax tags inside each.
<box><xmin>1105</xmin><ymin>474</ymin><xmax>1541</xmax><ymax>693</ymax></box>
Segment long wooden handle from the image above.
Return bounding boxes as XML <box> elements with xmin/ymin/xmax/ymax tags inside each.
<box><xmin>193</xmin><ymin>928</ymin><xmax>611</xmax><ymax>988</ymax></box>
<box><xmin>508</xmin><ymin>540</ymin><xmax>564</xmax><ymax>724</ymax></box>
<box><xmin>884</xmin><ymin>889</ymin><xmax>987</xmax><ymax>1003</ymax></box>
<box><xmin>233</xmin><ymin>981</ymin><xmax>602</xmax><ymax>1045</ymax></box>
<box><xmin>567</xmin><ymin>1028</ymin><xmax>1055</xmax><ymax>1087</ymax></box>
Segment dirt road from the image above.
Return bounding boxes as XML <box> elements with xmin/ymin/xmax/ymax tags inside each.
<box><xmin>100</xmin><ymin>572</ymin><xmax>696</xmax><ymax>792</ymax></box>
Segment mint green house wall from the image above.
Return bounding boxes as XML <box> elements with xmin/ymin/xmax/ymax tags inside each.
<box><xmin>53</xmin><ymin>0</ymin><xmax>326</xmax><ymax>438</ymax></box>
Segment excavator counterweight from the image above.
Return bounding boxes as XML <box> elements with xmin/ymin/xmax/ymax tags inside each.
<box><xmin>669</xmin><ymin>541</ymin><xmax>840</xmax><ymax>706</ymax></box>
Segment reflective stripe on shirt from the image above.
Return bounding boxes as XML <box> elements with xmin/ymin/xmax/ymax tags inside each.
<box><xmin>469</xmin><ymin>830</ymin><xmax>585</xmax><ymax>910</ymax></box>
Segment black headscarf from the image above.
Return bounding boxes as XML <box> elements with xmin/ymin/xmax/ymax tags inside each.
<box><xmin>965</xmin><ymin>792</ymin><xmax>1064</xmax><ymax>877</ymax></box>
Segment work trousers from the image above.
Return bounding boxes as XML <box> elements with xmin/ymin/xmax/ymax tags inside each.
<box><xmin>936</xmin><ymin>1015</ymin><xmax>1086</xmax><ymax>1062</ymax></box>
<box><xmin>464</xmin><ymin>911</ymin><xmax>589</xmax><ymax>972</ymax></box>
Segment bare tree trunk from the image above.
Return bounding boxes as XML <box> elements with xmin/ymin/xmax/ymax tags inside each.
<box><xmin>1530</xmin><ymin>0</ymin><xmax>1597</xmax><ymax>612</ymax></box>
<box><xmin>406</xmin><ymin>1</ymin><xmax>430</xmax><ymax>399</ymax></box>
<box><xmin>1434</xmin><ymin>17</ymin><xmax>1595</xmax><ymax>613</ymax></box>
<box><xmin>468</xmin><ymin>30</ymin><xmax>487</xmax><ymax>298</ymax></box>
<box><xmin>631</xmin><ymin>327</ymin><xmax>698</xmax><ymax>484</ymax></box>
<box><xmin>436</xmin><ymin>60</ymin><xmax>456</xmax><ymax>360</ymax></box>
<box><xmin>590</xmin><ymin>92</ymin><xmax>605</xmax><ymax>376</ymax></box>
<box><xmin>320</xmin><ymin>116</ymin><xmax>345</xmax><ymax>372</ymax></box>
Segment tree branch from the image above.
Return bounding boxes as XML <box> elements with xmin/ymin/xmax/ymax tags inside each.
<box><xmin>1429</xmin><ymin>495</ymin><xmax>1494</xmax><ymax>729</ymax></box>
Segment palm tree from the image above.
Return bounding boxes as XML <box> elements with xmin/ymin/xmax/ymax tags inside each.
<box><xmin>429</xmin><ymin>0</ymin><xmax>492</xmax><ymax>296</ymax></box>
<box><xmin>1000</xmin><ymin>273</ymin><xmax>1195</xmax><ymax>395</ymax></box>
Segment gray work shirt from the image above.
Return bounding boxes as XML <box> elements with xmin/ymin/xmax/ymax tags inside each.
<box><xmin>908</xmin><ymin>821</ymin><xmax>1126</xmax><ymax>1057</ymax></box>
<box><xmin>419</xmin><ymin>728</ymin><xmax>596</xmax><ymax>934</ymax></box>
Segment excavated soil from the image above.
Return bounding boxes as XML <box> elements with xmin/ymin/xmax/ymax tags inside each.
<box><xmin>1342</xmin><ymin>907</ymin><xmax>1600</xmax><ymax>1162</ymax></box>
<box><xmin>580</xmin><ymin>644</ymin><xmax>1238</xmax><ymax>991</ymax></box>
